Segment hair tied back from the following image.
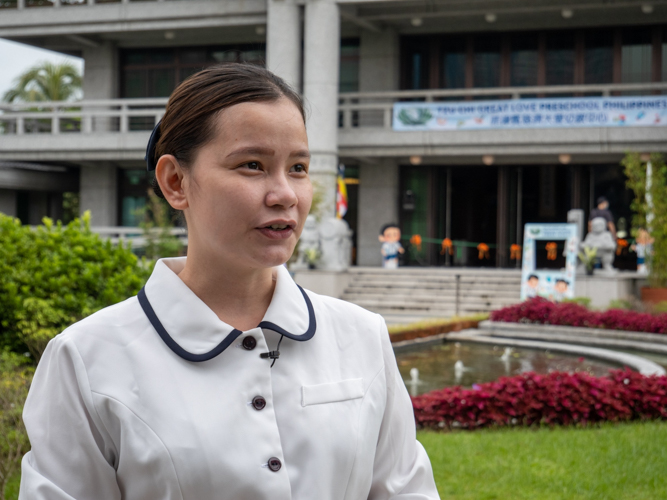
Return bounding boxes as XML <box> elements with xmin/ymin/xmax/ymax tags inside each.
<box><xmin>145</xmin><ymin>121</ymin><xmax>162</xmax><ymax>172</ymax></box>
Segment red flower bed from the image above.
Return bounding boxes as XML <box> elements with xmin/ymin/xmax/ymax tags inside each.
<box><xmin>411</xmin><ymin>369</ymin><xmax>667</xmax><ymax>430</ymax></box>
<box><xmin>490</xmin><ymin>298</ymin><xmax>667</xmax><ymax>334</ymax></box>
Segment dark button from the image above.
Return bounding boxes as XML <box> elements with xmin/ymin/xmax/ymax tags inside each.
<box><xmin>252</xmin><ymin>396</ymin><xmax>267</xmax><ymax>411</ymax></box>
<box><xmin>268</xmin><ymin>457</ymin><xmax>282</xmax><ymax>472</ymax></box>
<box><xmin>242</xmin><ymin>336</ymin><xmax>257</xmax><ymax>350</ymax></box>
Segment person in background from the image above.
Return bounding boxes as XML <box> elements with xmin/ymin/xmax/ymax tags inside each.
<box><xmin>588</xmin><ymin>196</ymin><xmax>616</xmax><ymax>240</ymax></box>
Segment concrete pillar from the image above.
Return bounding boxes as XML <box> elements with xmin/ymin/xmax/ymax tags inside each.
<box><xmin>80</xmin><ymin>164</ymin><xmax>118</xmax><ymax>226</ymax></box>
<box><xmin>303</xmin><ymin>0</ymin><xmax>340</xmax><ymax>217</ymax></box>
<box><xmin>267</xmin><ymin>0</ymin><xmax>302</xmax><ymax>92</ymax></box>
<box><xmin>0</xmin><ymin>189</ymin><xmax>17</xmax><ymax>217</ymax></box>
<box><xmin>357</xmin><ymin>160</ymin><xmax>399</xmax><ymax>266</ymax></box>
<box><xmin>82</xmin><ymin>42</ymin><xmax>118</xmax><ymax>132</ymax></box>
<box><xmin>82</xmin><ymin>42</ymin><xmax>117</xmax><ymax>100</ymax></box>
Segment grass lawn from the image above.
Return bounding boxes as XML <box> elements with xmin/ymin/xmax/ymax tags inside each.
<box><xmin>418</xmin><ymin>421</ymin><xmax>667</xmax><ymax>500</ymax></box>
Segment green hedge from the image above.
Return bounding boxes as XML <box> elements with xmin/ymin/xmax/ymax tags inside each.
<box><xmin>0</xmin><ymin>213</ymin><xmax>152</xmax><ymax>361</ymax></box>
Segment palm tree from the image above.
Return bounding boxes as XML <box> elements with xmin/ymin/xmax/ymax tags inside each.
<box><xmin>3</xmin><ymin>61</ymin><xmax>82</xmax><ymax>103</ymax></box>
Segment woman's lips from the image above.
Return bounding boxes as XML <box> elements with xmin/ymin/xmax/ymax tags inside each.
<box><xmin>257</xmin><ymin>226</ymin><xmax>295</xmax><ymax>240</ymax></box>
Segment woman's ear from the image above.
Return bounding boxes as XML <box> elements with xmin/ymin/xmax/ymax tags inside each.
<box><xmin>155</xmin><ymin>154</ymin><xmax>189</xmax><ymax>210</ymax></box>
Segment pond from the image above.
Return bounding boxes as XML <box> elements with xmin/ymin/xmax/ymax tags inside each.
<box><xmin>396</xmin><ymin>342</ymin><xmax>624</xmax><ymax>396</ymax></box>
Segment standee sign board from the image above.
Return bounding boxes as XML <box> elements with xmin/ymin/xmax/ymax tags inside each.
<box><xmin>521</xmin><ymin>223</ymin><xmax>579</xmax><ymax>302</ymax></box>
<box><xmin>393</xmin><ymin>96</ymin><xmax>667</xmax><ymax>131</ymax></box>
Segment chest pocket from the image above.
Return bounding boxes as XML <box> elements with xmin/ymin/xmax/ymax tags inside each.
<box><xmin>301</xmin><ymin>378</ymin><xmax>364</xmax><ymax>407</ymax></box>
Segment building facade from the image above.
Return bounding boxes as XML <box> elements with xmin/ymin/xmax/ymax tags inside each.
<box><xmin>1</xmin><ymin>0</ymin><xmax>666</xmax><ymax>267</ymax></box>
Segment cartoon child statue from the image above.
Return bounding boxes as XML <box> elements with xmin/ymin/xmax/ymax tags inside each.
<box><xmin>553</xmin><ymin>279</ymin><xmax>569</xmax><ymax>302</ymax></box>
<box><xmin>525</xmin><ymin>274</ymin><xmax>540</xmax><ymax>298</ymax></box>
<box><xmin>379</xmin><ymin>223</ymin><xmax>405</xmax><ymax>269</ymax></box>
<box><xmin>632</xmin><ymin>228</ymin><xmax>654</xmax><ymax>275</ymax></box>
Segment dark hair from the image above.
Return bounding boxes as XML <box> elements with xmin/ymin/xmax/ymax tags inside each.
<box><xmin>380</xmin><ymin>223</ymin><xmax>400</xmax><ymax>236</ymax></box>
<box><xmin>152</xmin><ymin>63</ymin><xmax>305</xmax><ymax>198</ymax></box>
<box><xmin>555</xmin><ymin>279</ymin><xmax>569</xmax><ymax>285</ymax></box>
<box><xmin>528</xmin><ymin>274</ymin><xmax>539</xmax><ymax>281</ymax></box>
<box><xmin>597</xmin><ymin>196</ymin><xmax>608</xmax><ymax>206</ymax></box>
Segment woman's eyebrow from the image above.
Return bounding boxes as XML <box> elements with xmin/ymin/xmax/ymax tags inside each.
<box><xmin>291</xmin><ymin>150</ymin><xmax>311</xmax><ymax>159</ymax></box>
<box><xmin>226</xmin><ymin>146</ymin><xmax>275</xmax><ymax>158</ymax></box>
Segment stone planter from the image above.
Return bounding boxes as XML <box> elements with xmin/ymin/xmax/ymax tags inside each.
<box><xmin>640</xmin><ymin>287</ymin><xmax>667</xmax><ymax>305</ymax></box>
<box><xmin>389</xmin><ymin>319</ymin><xmax>480</xmax><ymax>343</ymax></box>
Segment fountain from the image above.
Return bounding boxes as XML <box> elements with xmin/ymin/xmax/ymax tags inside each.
<box><xmin>397</xmin><ymin>342</ymin><xmax>624</xmax><ymax>395</ymax></box>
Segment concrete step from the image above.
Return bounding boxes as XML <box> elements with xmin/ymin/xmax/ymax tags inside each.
<box><xmin>342</xmin><ymin>287</ymin><xmax>520</xmax><ymax>297</ymax></box>
<box><xmin>341</xmin><ymin>294</ymin><xmax>518</xmax><ymax>305</ymax></box>
<box><xmin>340</xmin><ymin>266</ymin><xmax>522</xmax><ymax>320</ymax></box>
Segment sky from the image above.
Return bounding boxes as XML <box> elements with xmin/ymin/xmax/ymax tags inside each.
<box><xmin>0</xmin><ymin>38</ymin><xmax>84</xmax><ymax>98</ymax></box>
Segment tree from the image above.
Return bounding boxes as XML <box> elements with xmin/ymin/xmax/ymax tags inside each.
<box><xmin>2</xmin><ymin>61</ymin><xmax>81</xmax><ymax>103</ymax></box>
<box><xmin>622</xmin><ymin>152</ymin><xmax>667</xmax><ymax>288</ymax></box>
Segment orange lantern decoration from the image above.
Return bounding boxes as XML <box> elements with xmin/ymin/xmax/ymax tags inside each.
<box><xmin>510</xmin><ymin>244</ymin><xmax>522</xmax><ymax>260</ymax></box>
<box><xmin>477</xmin><ymin>243</ymin><xmax>490</xmax><ymax>260</ymax></box>
<box><xmin>410</xmin><ymin>234</ymin><xmax>423</xmax><ymax>251</ymax></box>
<box><xmin>616</xmin><ymin>238</ymin><xmax>629</xmax><ymax>256</ymax></box>
<box><xmin>440</xmin><ymin>238</ymin><xmax>454</xmax><ymax>255</ymax></box>
<box><xmin>545</xmin><ymin>242</ymin><xmax>558</xmax><ymax>260</ymax></box>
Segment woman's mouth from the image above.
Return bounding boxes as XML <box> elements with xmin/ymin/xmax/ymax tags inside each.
<box><xmin>257</xmin><ymin>223</ymin><xmax>295</xmax><ymax>240</ymax></box>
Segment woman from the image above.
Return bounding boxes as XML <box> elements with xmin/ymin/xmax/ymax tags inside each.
<box><xmin>19</xmin><ymin>64</ymin><xmax>439</xmax><ymax>500</ymax></box>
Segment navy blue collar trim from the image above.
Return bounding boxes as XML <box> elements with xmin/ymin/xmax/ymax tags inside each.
<box><xmin>137</xmin><ymin>285</ymin><xmax>317</xmax><ymax>363</ymax></box>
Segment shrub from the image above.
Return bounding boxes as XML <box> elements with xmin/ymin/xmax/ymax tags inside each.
<box><xmin>0</xmin><ymin>213</ymin><xmax>152</xmax><ymax>361</ymax></box>
<box><xmin>412</xmin><ymin>369</ymin><xmax>667</xmax><ymax>430</ymax></box>
<box><xmin>622</xmin><ymin>152</ymin><xmax>667</xmax><ymax>288</ymax></box>
<box><xmin>491</xmin><ymin>297</ymin><xmax>667</xmax><ymax>334</ymax></box>
<box><xmin>0</xmin><ymin>351</ymin><xmax>33</xmax><ymax>499</ymax></box>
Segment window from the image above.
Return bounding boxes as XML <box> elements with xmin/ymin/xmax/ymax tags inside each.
<box><xmin>621</xmin><ymin>30</ymin><xmax>652</xmax><ymax>83</ymax></box>
<box><xmin>546</xmin><ymin>31</ymin><xmax>575</xmax><ymax>85</ymax></box>
<box><xmin>473</xmin><ymin>35</ymin><xmax>501</xmax><ymax>87</ymax></box>
<box><xmin>340</xmin><ymin>39</ymin><xmax>360</xmax><ymax>93</ymax></box>
<box><xmin>121</xmin><ymin>45</ymin><xmax>267</xmax><ymax>99</ymax></box>
<box><xmin>510</xmin><ymin>33</ymin><xmax>539</xmax><ymax>87</ymax></box>
<box><xmin>118</xmin><ymin>169</ymin><xmax>148</xmax><ymax>227</ymax></box>
<box><xmin>584</xmin><ymin>30</ymin><xmax>613</xmax><ymax>84</ymax></box>
<box><xmin>441</xmin><ymin>37</ymin><xmax>466</xmax><ymax>89</ymax></box>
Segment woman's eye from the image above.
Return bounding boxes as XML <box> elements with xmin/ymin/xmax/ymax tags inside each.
<box><xmin>244</xmin><ymin>162</ymin><xmax>260</xmax><ymax>170</ymax></box>
<box><xmin>291</xmin><ymin>164</ymin><xmax>307</xmax><ymax>173</ymax></box>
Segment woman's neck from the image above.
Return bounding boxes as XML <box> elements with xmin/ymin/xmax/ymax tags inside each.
<box><xmin>177</xmin><ymin>250</ymin><xmax>276</xmax><ymax>332</ymax></box>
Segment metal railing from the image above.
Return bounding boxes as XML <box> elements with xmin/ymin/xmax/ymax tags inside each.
<box><xmin>1</xmin><ymin>0</ymin><xmax>176</xmax><ymax>10</ymax></box>
<box><xmin>1</xmin><ymin>82</ymin><xmax>666</xmax><ymax>135</ymax></box>
<box><xmin>91</xmin><ymin>226</ymin><xmax>188</xmax><ymax>248</ymax></box>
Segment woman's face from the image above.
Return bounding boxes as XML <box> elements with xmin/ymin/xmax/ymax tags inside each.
<box><xmin>180</xmin><ymin>97</ymin><xmax>312</xmax><ymax>270</ymax></box>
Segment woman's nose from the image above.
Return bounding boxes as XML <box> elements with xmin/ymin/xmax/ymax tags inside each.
<box><xmin>265</xmin><ymin>173</ymin><xmax>298</xmax><ymax>208</ymax></box>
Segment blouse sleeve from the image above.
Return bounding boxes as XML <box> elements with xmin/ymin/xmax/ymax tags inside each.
<box><xmin>368</xmin><ymin>316</ymin><xmax>440</xmax><ymax>500</ymax></box>
<box><xmin>19</xmin><ymin>335</ymin><xmax>121</xmax><ymax>500</ymax></box>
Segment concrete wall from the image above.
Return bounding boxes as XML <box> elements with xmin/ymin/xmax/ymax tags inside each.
<box><xmin>357</xmin><ymin>159</ymin><xmax>399</xmax><ymax>266</ymax></box>
<box><xmin>80</xmin><ymin>163</ymin><xmax>117</xmax><ymax>226</ymax></box>
<box><xmin>0</xmin><ymin>189</ymin><xmax>16</xmax><ymax>216</ymax></box>
<box><xmin>359</xmin><ymin>27</ymin><xmax>399</xmax><ymax>92</ymax></box>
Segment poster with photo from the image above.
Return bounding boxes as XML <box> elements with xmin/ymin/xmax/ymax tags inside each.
<box><xmin>521</xmin><ymin>223</ymin><xmax>579</xmax><ymax>302</ymax></box>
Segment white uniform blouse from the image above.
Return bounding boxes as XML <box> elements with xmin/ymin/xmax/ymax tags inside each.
<box><xmin>19</xmin><ymin>257</ymin><xmax>439</xmax><ymax>500</ymax></box>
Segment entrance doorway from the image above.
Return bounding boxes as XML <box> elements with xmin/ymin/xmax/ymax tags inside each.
<box><xmin>400</xmin><ymin>165</ymin><xmax>499</xmax><ymax>267</ymax></box>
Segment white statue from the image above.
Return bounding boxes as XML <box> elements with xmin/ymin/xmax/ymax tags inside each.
<box><xmin>318</xmin><ymin>217</ymin><xmax>353</xmax><ymax>272</ymax></box>
<box><xmin>580</xmin><ymin>217</ymin><xmax>616</xmax><ymax>274</ymax></box>
<box><xmin>293</xmin><ymin>215</ymin><xmax>320</xmax><ymax>270</ymax></box>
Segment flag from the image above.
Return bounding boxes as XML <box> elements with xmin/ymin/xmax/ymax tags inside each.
<box><xmin>336</xmin><ymin>165</ymin><xmax>348</xmax><ymax>219</ymax></box>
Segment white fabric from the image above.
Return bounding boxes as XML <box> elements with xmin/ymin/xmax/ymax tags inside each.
<box><xmin>20</xmin><ymin>257</ymin><xmax>440</xmax><ymax>500</ymax></box>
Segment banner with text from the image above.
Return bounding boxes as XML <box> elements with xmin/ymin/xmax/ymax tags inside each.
<box><xmin>393</xmin><ymin>96</ymin><xmax>667</xmax><ymax>131</ymax></box>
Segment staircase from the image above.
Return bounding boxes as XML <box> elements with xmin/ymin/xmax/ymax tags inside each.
<box><xmin>341</xmin><ymin>267</ymin><xmax>522</xmax><ymax>324</ymax></box>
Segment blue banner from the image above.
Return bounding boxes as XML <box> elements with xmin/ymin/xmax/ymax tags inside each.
<box><xmin>393</xmin><ymin>96</ymin><xmax>667</xmax><ymax>131</ymax></box>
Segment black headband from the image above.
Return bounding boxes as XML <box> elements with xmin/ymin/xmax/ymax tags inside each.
<box><xmin>145</xmin><ymin>121</ymin><xmax>162</xmax><ymax>172</ymax></box>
